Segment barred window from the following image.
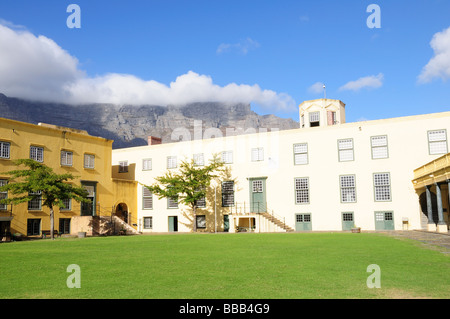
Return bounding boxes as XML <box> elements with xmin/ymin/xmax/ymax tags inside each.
<box><xmin>143</xmin><ymin>217</ymin><xmax>153</xmax><ymax>229</ymax></box>
<box><xmin>342</xmin><ymin>213</ymin><xmax>353</xmax><ymax>222</ymax></box>
<box><xmin>143</xmin><ymin>187</ymin><xmax>153</xmax><ymax>209</ymax></box>
<box><xmin>61</xmin><ymin>150</ymin><xmax>73</xmax><ymax>166</ymax></box>
<box><xmin>371</xmin><ymin>135</ymin><xmax>388</xmax><ymax>159</ymax></box>
<box><xmin>251</xmin><ymin>148</ymin><xmax>264</xmax><ymax>161</ymax></box>
<box><xmin>193</xmin><ymin>153</ymin><xmax>204</xmax><ymax>166</ymax></box>
<box><xmin>293</xmin><ymin>143</ymin><xmax>308</xmax><ymax>165</ymax></box>
<box><xmin>428</xmin><ymin>130</ymin><xmax>448</xmax><ymax>155</ymax></box>
<box><xmin>338</xmin><ymin>139</ymin><xmax>354</xmax><ymax>162</ymax></box>
<box><xmin>84</xmin><ymin>154</ymin><xmax>95</xmax><ymax>169</ymax></box>
<box><xmin>0</xmin><ymin>179</ymin><xmax>7</xmax><ymax>210</ymax></box>
<box><xmin>142</xmin><ymin>159</ymin><xmax>152</xmax><ymax>171</ymax></box>
<box><xmin>60</xmin><ymin>198</ymin><xmax>71</xmax><ymax>211</ymax></box>
<box><xmin>221</xmin><ymin>151</ymin><xmax>233</xmax><ymax>164</ymax></box>
<box><xmin>374</xmin><ymin>173</ymin><xmax>391</xmax><ymax>201</ymax></box>
<box><xmin>167</xmin><ymin>156</ymin><xmax>177</xmax><ymax>169</ymax></box>
<box><xmin>340</xmin><ymin>175</ymin><xmax>356</xmax><ymax>203</ymax></box>
<box><xmin>0</xmin><ymin>141</ymin><xmax>10</xmax><ymax>159</ymax></box>
<box><xmin>30</xmin><ymin>146</ymin><xmax>44</xmax><ymax>162</ymax></box>
<box><xmin>295</xmin><ymin>177</ymin><xmax>309</xmax><ymax>204</ymax></box>
<box><xmin>222</xmin><ymin>181</ymin><xmax>234</xmax><ymax>207</ymax></box>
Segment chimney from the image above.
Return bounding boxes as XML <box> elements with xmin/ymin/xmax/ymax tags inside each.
<box><xmin>148</xmin><ymin>136</ymin><xmax>162</xmax><ymax>146</ymax></box>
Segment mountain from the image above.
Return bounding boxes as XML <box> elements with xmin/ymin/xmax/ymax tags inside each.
<box><xmin>0</xmin><ymin>93</ymin><xmax>299</xmax><ymax>149</ymax></box>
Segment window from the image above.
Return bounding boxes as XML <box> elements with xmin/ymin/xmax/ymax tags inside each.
<box><xmin>295</xmin><ymin>177</ymin><xmax>309</xmax><ymax>204</ymax></box>
<box><xmin>142</xmin><ymin>159</ymin><xmax>152</xmax><ymax>171</ymax></box>
<box><xmin>28</xmin><ymin>191</ymin><xmax>42</xmax><ymax>210</ymax></box>
<box><xmin>59</xmin><ymin>218</ymin><xmax>71</xmax><ymax>234</ymax></box>
<box><xmin>193</xmin><ymin>153</ymin><xmax>204</xmax><ymax>166</ymax></box>
<box><xmin>251</xmin><ymin>148</ymin><xmax>264</xmax><ymax>161</ymax></box>
<box><xmin>61</xmin><ymin>150</ymin><xmax>73</xmax><ymax>166</ymax></box>
<box><xmin>338</xmin><ymin>139</ymin><xmax>354</xmax><ymax>162</ymax></box>
<box><xmin>340</xmin><ymin>175</ymin><xmax>356</xmax><ymax>203</ymax></box>
<box><xmin>60</xmin><ymin>198</ymin><xmax>71</xmax><ymax>211</ymax></box>
<box><xmin>167</xmin><ymin>156</ymin><xmax>177</xmax><ymax>169</ymax></box>
<box><xmin>252</xmin><ymin>180</ymin><xmax>263</xmax><ymax>193</ymax></box>
<box><xmin>428</xmin><ymin>130</ymin><xmax>448</xmax><ymax>155</ymax></box>
<box><xmin>0</xmin><ymin>141</ymin><xmax>10</xmax><ymax>159</ymax></box>
<box><xmin>374</xmin><ymin>173</ymin><xmax>391</xmax><ymax>201</ymax></box>
<box><xmin>30</xmin><ymin>146</ymin><xmax>44</xmax><ymax>162</ymax></box>
<box><xmin>342</xmin><ymin>213</ymin><xmax>353</xmax><ymax>222</ymax></box>
<box><xmin>222</xmin><ymin>181</ymin><xmax>234</xmax><ymax>207</ymax></box>
<box><xmin>168</xmin><ymin>195</ymin><xmax>178</xmax><ymax>209</ymax></box>
<box><xmin>119</xmin><ymin>161</ymin><xmax>128</xmax><ymax>173</ymax></box>
<box><xmin>142</xmin><ymin>187</ymin><xmax>153</xmax><ymax>210</ymax></box>
<box><xmin>27</xmin><ymin>219</ymin><xmax>41</xmax><ymax>236</ymax></box>
<box><xmin>309</xmin><ymin>112</ymin><xmax>320</xmax><ymax>127</ymax></box>
<box><xmin>293</xmin><ymin>143</ymin><xmax>308</xmax><ymax>165</ymax></box>
<box><xmin>196</xmin><ymin>215</ymin><xmax>206</xmax><ymax>229</ymax></box>
<box><xmin>371</xmin><ymin>135</ymin><xmax>388</xmax><ymax>159</ymax></box>
<box><xmin>84</xmin><ymin>154</ymin><xmax>95</xmax><ymax>169</ymax></box>
<box><xmin>143</xmin><ymin>217</ymin><xmax>153</xmax><ymax>229</ymax></box>
<box><xmin>0</xmin><ymin>179</ymin><xmax>7</xmax><ymax>210</ymax></box>
<box><xmin>221</xmin><ymin>151</ymin><xmax>233</xmax><ymax>164</ymax></box>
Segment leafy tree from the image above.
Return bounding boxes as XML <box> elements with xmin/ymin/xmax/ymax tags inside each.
<box><xmin>0</xmin><ymin>159</ymin><xmax>89</xmax><ymax>240</ymax></box>
<box><xmin>145</xmin><ymin>154</ymin><xmax>225</xmax><ymax>232</ymax></box>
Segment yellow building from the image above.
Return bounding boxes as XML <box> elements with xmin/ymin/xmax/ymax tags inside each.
<box><xmin>0</xmin><ymin>117</ymin><xmax>137</xmax><ymax>239</ymax></box>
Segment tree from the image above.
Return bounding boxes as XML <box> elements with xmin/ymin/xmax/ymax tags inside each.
<box><xmin>0</xmin><ymin>159</ymin><xmax>89</xmax><ymax>240</ymax></box>
<box><xmin>145</xmin><ymin>154</ymin><xmax>225</xmax><ymax>232</ymax></box>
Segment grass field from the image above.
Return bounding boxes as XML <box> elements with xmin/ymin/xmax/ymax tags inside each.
<box><xmin>0</xmin><ymin>232</ymin><xmax>448</xmax><ymax>299</ymax></box>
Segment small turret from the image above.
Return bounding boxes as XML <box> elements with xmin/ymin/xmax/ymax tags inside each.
<box><xmin>299</xmin><ymin>99</ymin><xmax>346</xmax><ymax>128</ymax></box>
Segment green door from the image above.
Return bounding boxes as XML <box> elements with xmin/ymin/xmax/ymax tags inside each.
<box><xmin>374</xmin><ymin>211</ymin><xmax>394</xmax><ymax>230</ymax></box>
<box><xmin>342</xmin><ymin>212</ymin><xmax>354</xmax><ymax>231</ymax></box>
<box><xmin>295</xmin><ymin>214</ymin><xmax>312</xmax><ymax>231</ymax></box>
<box><xmin>249</xmin><ymin>178</ymin><xmax>267</xmax><ymax>213</ymax></box>
<box><xmin>168</xmin><ymin>216</ymin><xmax>178</xmax><ymax>232</ymax></box>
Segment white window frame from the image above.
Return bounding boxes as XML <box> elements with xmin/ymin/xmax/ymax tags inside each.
<box><xmin>84</xmin><ymin>154</ymin><xmax>95</xmax><ymax>169</ymax></box>
<box><xmin>251</xmin><ymin>147</ymin><xmax>264</xmax><ymax>162</ymax></box>
<box><xmin>119</xmin><ymin>161</ymin><xmax>128</xmax><ymax>173</ymax></box>
<box><xmin>0</xmin><ymin>179</ymin><xmax>8</xmax><ymax>210</ymax></box>
<box><xmin>371</xmin><ymin>135</ymin><xmax>388</xmax><ymax>159</ymax></box>
<box><xmin>28</xmin><ymin>191</ymin><xmax>42</xmax><ymax>211</ymax></box>
<box><xmin>61</xmin><ymin>150</ymin><xmax>73</xmax><ymax>167</ymax></box>
<box><xmin>374</xmin><ymin>173</ymin><xmax>391</xmax><ymax>202</ymax></box>
<box><xmin>142</xmin><ymin>187</ymin><xmax>153</xmax><ymax>210</ymax></box>
<box><xmin>295</xmin><ymin>177</ymin><xmax>309</xmax><ymax>204</ymax></box>
<box><xmin>143</xmin><ymin>217</ymin><xmax>153</xmax><ymax>229</ymax></box>
<box><xmin>193</xmin><ymin>153</ymin><xmax>204</xmax><ymax>166</ymax></box>
<box><xmin>167</xmin><ymin>156</ymin><xmax>177</xmax><ymax>169</ymax></box>
<box><xmin>0</xmin><ymin>141</ymin><xmax>10</xmax><ymax>159</ymax></box>
<box><xmin>338</xmin><ymin>139</ymin><xmax>354</xmax><ymax>162</ymax></box>
<box><xmin>428</xmin><ymin>129</ymin><xmax>448</xmax><ymax>155</ymax></box>
<box><xmin>340</xmin><ymin>175</ymin><xmax>356</xmax><ymax>203</ymax></box>
<box><xmin>222</xmin><ymin>181</ymin><xmax>234</xmax><ymax>207</ymax></box>
<box><xmin>142</xmin><ymin>158</ymin><xmax>152</xmax><ymax>171</ymax></box>
<box><xmin>221</xmin><ymin>151</ymin><xmax>233</xmax><ymax>164</ymax></box>
<box><xmin>309</xmin><ymin>112</ymin><xmax>320</xmax><ymax>126</ymax></box>
<box><xmin>293</xmin><ymin>143</ymin><xmax>308</xmax><ymax>165</ymax></box>
<box><xmin>30</xmin><ymin>146</ymin><xmax>44</xmax><ymax>162</ymax></box>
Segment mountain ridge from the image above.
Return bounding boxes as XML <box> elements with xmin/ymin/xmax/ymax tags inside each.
<box><xmin>0</xmin><ymin>93</ymin><xmax>299</xmax><ymax>149</ymax></box>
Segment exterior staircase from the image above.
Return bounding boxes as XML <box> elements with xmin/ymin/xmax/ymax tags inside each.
<box><xmin>260</xmin><ymin>212</ymin><xmax>295</xmax><ymax>232</ymax></box>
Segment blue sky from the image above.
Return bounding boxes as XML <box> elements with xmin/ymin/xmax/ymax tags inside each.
<box><xmin>0</xmin><ymin>0</ymin><xmax>450</xmax><ymax>123</ymax></box>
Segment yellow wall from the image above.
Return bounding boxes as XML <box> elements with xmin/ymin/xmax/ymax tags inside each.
<box><xmin>0</xmin><ymin>117</ymin><xmax>137</xmax><ymax>237</ymax></box>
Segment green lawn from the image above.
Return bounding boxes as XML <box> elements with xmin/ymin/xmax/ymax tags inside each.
<box><xmin>0</xmin><ymin>232</ymin><xmax>448</xmax><ymax>299</ymax></box>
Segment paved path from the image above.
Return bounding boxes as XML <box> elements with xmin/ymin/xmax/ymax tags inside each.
<box><xmin>385</xmin><ymin>230</ymin><xmax>450</xmax><ymax>253</ymax></box>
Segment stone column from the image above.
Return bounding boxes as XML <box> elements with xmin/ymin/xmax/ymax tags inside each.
<box><xmin>426</xmin><ymin>185</ymin><xmax>436</xmax><ymax>232</ymax></box>
<box><xmin>436</xmin><ymin>182</ymin><xmax>447</xmax><ymax>233</ymax></box>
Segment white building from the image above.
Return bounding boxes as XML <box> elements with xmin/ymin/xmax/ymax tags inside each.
<box><xmin>112</xmin><ymin>99</ymin><xmax>450</xmax><ymax>233</ymax></box>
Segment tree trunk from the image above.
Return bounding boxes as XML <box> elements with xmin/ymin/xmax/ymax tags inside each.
<box><xmin>50</xmin><ymin>206</ymin><xmax>55</xmax><ymax>240</ymax></box>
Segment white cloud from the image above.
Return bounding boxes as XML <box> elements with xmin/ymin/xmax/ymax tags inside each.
<box><xmin>418</xmin><ymin>26</ymin><xmax>450</xmax><ymax>83</ymax></box>
<box><xmin>0</xmin><ymin>24</ymin><xmax>295</xmax><ymax>111</ymax></box>
<box><xmin>216</xmin><ymin>37</ymin><xmax>260</xmax><ymax>55</ymax></box>
<box><xmin>308</xmin><ymin>82</ymin><xmax>325</xmax><ymax>94</ymax></box>
<box><xmin>338</xmin><ymin>73</ymin><xmax>384</xmax><ymax>92</ymax></box>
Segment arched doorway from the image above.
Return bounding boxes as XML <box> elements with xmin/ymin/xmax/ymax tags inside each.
<box><xmin>115</xmin><ymin>203</ymin><xmax>128</xmax><ymax>223</ymax></box>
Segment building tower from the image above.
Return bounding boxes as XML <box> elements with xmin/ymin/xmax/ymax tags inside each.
<box><xmin>299</xmin><ymin>99</ymin><xmax>346</xmax><ymax>129</ymax></box>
